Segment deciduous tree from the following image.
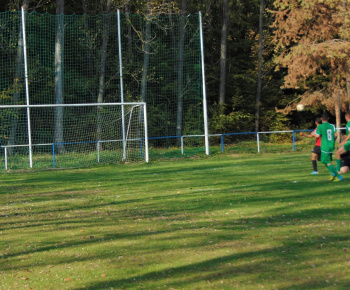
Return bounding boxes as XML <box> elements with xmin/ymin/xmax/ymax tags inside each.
<box><xmin>272</xmin><ymin>0</ymin><xmax>350</xmax><ymax>130</ymax></box>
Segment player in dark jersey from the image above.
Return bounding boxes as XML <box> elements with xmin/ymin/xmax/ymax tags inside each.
<box><xmin>339</xmin><ymin>150</ymin><xmax>350</xmax><ymax>174</ymax></box>
<box><xmin>336</xmin><ymin>111</ymin><xmax>350</xmax><ymax>172</ymax></box>
<box><xmin>300</xmin><ymin>118</ymin><xmax>322</xmax><ymax>174</ymax></box>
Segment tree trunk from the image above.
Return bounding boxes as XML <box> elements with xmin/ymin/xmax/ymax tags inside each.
<box><xmin>141</xmin><ymin>2</ymin><xmax>151</xmax><ymax>102</ymax></box>
<box><xmin>82</xmin><ymin>0</ymin><xmax>95</xmax><ymax>80</ymax></box>
<box><xmin>54</xmin><ymin>0</ymin><xmax>65</xmax><ymax>153</ymax></box>
<box><xmin>344</xmin><ymin>0</ymin><xmax>350</xmax><ymax>110</ymax></box>
<box><xmin>97</xmin><ymin>0</ymin><xmax>112</xmax><ymax>105</ymax></box>
<box><xmin>96</xmin><ymin>0</ymin><xmax>112</xmax><ymax>150</ymax></box>
<box><xmin>219</xmin><ymin>0</ymin><xmax>229</xmax><ymax>105</ymax></box>
<box><xmin>168</xmin><ymin>0</ymin><xmax>176</xmax><ymax>56</ymax></box>
<box><xmin>176</xmin><ymin>0</ymin><xmax>186</xmax><ymax>144</ymax></box>
<box><xmin>346</xmin><ymin>70</ymin><xmax>350</xmax><ymax>111</ymax></box>
<box><xmin>82</xmin><ymin>0</ymin><xmax>87</xmax><ymax>13</ymax></box>
<box><xmin>8</xmin><ymin>0</ymin><xmax>31</xmax><ymax>156</ymax></box>
<box><xmin>255</xmin><ymin>0</ymin><xmax>264</xmax><ymax>132</ymax></box>
<box><xmin>125</xmin><ymin>4</ymin><xmax>133</xmax><ymax>64</ymax></box>
<box><xmin>347</xmin><ymin>72</ymin><xmax>350</xmax><ymax>100</ymax></box>
<box><xmin>335</xmin><ymin>90</ymin><xmax>341</xmax><ymax>143</ymax></box>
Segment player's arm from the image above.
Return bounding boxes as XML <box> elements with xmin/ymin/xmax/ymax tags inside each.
<box><xmin>314</xmin><ymin>125</ymin><xmax>322</xmax><ymax>138</ymax></box>
<box><xmin>311</xmin><ymin>131</ymin><xmax>320</xmax><ymax>138</ymax></box>
<box><xmin>339</xmin><ymin>131</ymin><xmax>350</xmax><ymax>146</ymax></box>
<box><xmin>300</xmin><ymin>132</ymin><xmax>315</xmax><ymax>138</ymax></box>
<box><xmin>301</xmin><ymin>128</ymin><xmax>317</xmax><ymax>138</ymax></box>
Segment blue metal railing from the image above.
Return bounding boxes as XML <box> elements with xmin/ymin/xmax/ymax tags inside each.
<box><xmin>3</xmin><ymin>128</ymin><xmax>345</xmax><ymax>170</ymax></box>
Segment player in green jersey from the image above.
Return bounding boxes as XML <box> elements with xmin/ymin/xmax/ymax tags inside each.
<box><xmin>313</xmin><ymin>113</ymin><xmax>343</xmax><ymax>181</ymax></box>
<box><xmin>335</xmin><ymin>111</ymin><xmax>350</xmax><ymax>172</ymax></box>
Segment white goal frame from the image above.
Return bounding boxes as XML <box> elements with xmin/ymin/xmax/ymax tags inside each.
<box><xmin>0</xmin><ymin>102</ymin><xmax>149</xmax><ymax>169</ymax></box>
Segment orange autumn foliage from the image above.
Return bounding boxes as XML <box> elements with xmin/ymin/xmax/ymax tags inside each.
<box><xmin>271</xmin><ymin>0</ymin><xmax>350</xmax><ymax>113</ymax></box>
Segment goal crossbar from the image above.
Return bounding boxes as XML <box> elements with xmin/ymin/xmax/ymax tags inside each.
<box><xmin>0</xmin><ymin>102</ymin><xmax>146</xmax><ymax>109</ymax></box>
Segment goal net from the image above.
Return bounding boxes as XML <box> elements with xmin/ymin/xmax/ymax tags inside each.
<box><xmin>0</xmin><ymin>10</ymin><xmax>207</xmax><ymax>170</ymax></box>
<box><xmin>0</xmin><ymin>103</ymin><xmax>148</xmax><ymax>170</ymax></box>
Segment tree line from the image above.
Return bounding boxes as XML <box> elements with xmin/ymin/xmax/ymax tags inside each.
<box><xmin>1</xmin><ymin>0</ymin><xmax>350</xmax><ymax>136</ymax></box>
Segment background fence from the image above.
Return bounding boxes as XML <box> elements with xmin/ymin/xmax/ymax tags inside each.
<box><xmin>2</xmin><ymin>128</ymin><xmax>344</xmax><ymax>171</ymax></box>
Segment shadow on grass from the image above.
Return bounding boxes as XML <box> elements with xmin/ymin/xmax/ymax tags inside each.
<box><xmin>1</xmin><ymin>153</ymin><xmax>349</xmax><ymax>288</ymax></box>
<box><xmin>72</xmin><ymin>236</ymin><xmax>350</xmax><ymax>289</ymax></box>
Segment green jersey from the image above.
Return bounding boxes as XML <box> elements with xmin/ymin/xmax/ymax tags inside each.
<box><xmin>316</xmin><ymin>122</ymin><xmax>336</xmax><ymax>153</ymax></box>
<box><xmin>344</xmin><ymin>120</ymin><xmax>350</xmax><ymax>152</ymax></box>
<box><xmin>346</xmin><ymin>120</ymin><xmax>350</xmax><ymax>135</ymax></box>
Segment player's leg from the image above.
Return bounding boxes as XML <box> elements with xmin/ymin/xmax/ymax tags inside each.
<box><xmin>322</xmin><ymin>153</ymin><xmax>343</xmax><ymax>181</ymax></box>
<box><xmin>335</xmin><ymin>146</ymin><xmax>346</xmax><ymax>172</ymax></box>
<box><xmin>327</xmin><ymin>163</ymin><xmax>343</xmax><ymax>181</ymax></box>
<box><xmin>311</xmin><ymin>146</ymin><xmax>320</xmax><ymax>174</ymax></box>
<box><xmin>311</xmin><ymin>152</ymin><xmax>318</xmax><ymax>174</ymax></box>
<box><xmin>326</xmin><ymin>163</ymin><xmax>341</xmax><ymax>178</ymax></box>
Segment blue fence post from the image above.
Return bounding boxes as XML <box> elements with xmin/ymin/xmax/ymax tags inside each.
<box><xmin>221</xmin><ymin>134</ymin><xmax>224</xmax><ymax>153</ymax></box>
<box><xmin>140</xmin><ymin>139</ymin><xmax>143</xmax><ymax>158</ymax></box>
<box><xmin>52</xmin><ymin>144</ymin><xmax>56</xmax><ymax>168</ymax></box>
<box><xmin>293</xmin><ymin>131</ymin><xmax>296</xmax><ymax>151</ymax></box>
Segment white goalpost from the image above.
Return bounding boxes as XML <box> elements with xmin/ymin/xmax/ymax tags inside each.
<box><xmin>0</xmin><ymin>102</ymin><xmax>149</xmax><ymax>170</ymax></box>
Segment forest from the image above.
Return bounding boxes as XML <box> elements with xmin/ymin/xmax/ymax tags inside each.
<box><xmin>1</xmin><ymin>0</ymin><xmax>350</xmax><ymax>139</ymax></box>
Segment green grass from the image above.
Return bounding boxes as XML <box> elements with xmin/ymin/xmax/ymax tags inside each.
<box><xmin>1</xmin><ymin>151</ymin><xmax>349</xmax><ymax>289</ymax></box>
<box><xmin>0</xmin><ymin>137</ymin><xmax>313</xmax><ymax>171</ymax></box>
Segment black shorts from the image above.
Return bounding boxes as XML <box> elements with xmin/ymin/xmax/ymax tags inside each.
<box><xmin>312</xmin><ymin>145</ymin><xmax>321</xmax><ymax>154</ymax></box>
<box><xmin>341</xmin><ymin>150</ymin><xmax>350</xmax><ymax>158</ymax></box>
<box><xmin>341</xmin><ymin>156</ymin><xmax>350</xmax><ymax>168</ymax></box>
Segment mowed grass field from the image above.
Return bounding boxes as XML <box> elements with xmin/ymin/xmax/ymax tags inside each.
<box><xmin>0</xmin><ymin>152</ymin><xmax>349</xmax><ymax>289</ymax></box>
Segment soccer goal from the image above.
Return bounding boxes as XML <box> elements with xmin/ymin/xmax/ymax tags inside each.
<box><xmin>0</xmin><ymin>102</ymin><xmax>148</xmax><ymax>170</ymax></box>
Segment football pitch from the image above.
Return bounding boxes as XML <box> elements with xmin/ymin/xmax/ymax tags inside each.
<box><xmin>0</xmin><ymin>152</ymin><xmax>349</xmax><ymax>289</ymax></box>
